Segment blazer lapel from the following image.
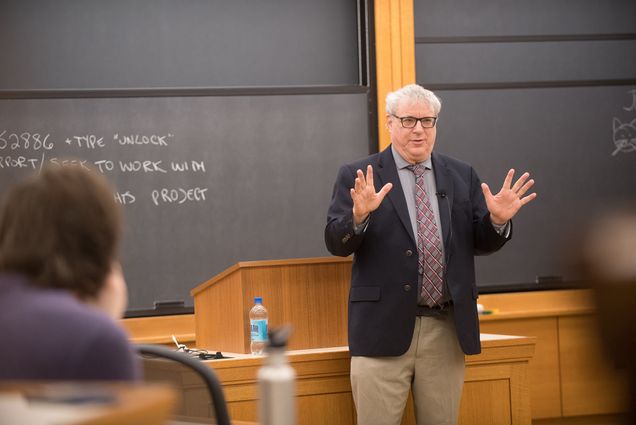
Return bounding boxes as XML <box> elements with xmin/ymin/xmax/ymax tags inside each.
<box><xmin>431</xmin><ymin>152</ymin><xmax>454</xmax><ymax>253</ymax></box>
<box><xmin>376</xmin><ymin>146</ymin><xmax>416</xmax><ymax>244</ymax></box>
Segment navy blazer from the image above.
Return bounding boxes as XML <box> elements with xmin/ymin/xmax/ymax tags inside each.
<box><xmin>325</xmin><ymin>146</ymin><xmax>510</xmax><ymax>356</ymax></box>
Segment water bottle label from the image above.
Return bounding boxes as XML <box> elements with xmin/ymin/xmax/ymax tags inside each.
<box><xmin>250</xmin><ymin>319</ymin><xmax>268</xmax><ymax>342</ymax></box>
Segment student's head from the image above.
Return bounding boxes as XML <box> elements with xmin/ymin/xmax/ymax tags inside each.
<box><xmin>573</xmin><ymin>207</ymin><xmax>636</xmax><ymax>419</ymax></box>
<box><xmin>0</xmin><ymin>164</ymin><xmax>127</xmax><ymax>318</ymax></box>
<box><xmin>385</xmin><ymin>84</ymin><xmax>442</xmax><ymax>164</ymax></box>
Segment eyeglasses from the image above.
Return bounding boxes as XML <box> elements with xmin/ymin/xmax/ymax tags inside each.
<box><xmin>171</xmin><ymin>335</ymin><xmax>226</xmax><ymax>360</ymax></box>
<box><xmin>392</xmin><ymin>115</ymin><xmax>438</xmax><ymax>129</ymax></box>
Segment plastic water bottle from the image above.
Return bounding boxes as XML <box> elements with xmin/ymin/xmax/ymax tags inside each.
<box><xmin>258</xmin><ymin>326</ymin><xmax>296</xmax><ymax>425</ymax></box>
<box><xmin>250</xmin><ymin>297</ymin><xmax>268</xmax><ymax>355</ymax></box>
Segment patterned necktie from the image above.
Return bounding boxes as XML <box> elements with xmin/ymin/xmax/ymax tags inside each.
<box><xmin>408</xmin><ymin>164</ymin><xmax>444</xmax><ymax>307</ymax></box>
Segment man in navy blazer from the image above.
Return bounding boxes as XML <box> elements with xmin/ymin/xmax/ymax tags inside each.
<box><xmin>325</xmin><ymin>84</ymin><xmax>536</xmax><ymax>425</ymax></box>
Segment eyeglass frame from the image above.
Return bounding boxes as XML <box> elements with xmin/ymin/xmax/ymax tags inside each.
<box><xmin>391</xmin><ymin>114</ymin><xmax>438</xmax><ymax>129</ymax></box>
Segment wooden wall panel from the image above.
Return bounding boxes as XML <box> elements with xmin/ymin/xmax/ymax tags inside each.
<box><xmin>128</xmin><ymin>285</ymin><xmax>629</xmax><ymax>421</ymax></box>
<box><xmin>195</xmin><ymin>268</ymin><xmax>245</xmax><ymax>353</ymax></box>
<box><xmin>479</xmin><ymin>289</ymin><xmax>629</xmax><ymax>420</ymax></box>
<box><xmin>480</xmin><ymin>318</ymin><xmax>561</xmax><ymax>418</ymax></box>
<box><xmin>192</xmin><ymin>258</ymin><xmax>352</xmax><ymax>354</ymax></box>
<box><xmin>459</xmin><ymin>380</ymin><xmax>512</xmax><ymax>425</ymax></box>
<box><xmin>559</xmin><ymin>315</ymin><xmax>629</xmax><ymax>416</ymax></box>
<box><xmin>478</xmin><ymin>289</ymin><xmax>596</xmax><ymax>317</ymax></box>
<box><xmin>143</xmin><ymin>337</ymin><xmax>534</xmax><ymax>425</ymax></box>
<box><xmin>239</xmin><ymin>261</ymin><xmax>350</xmax><ymax>352</ymax></box>
<box><xmin>374</xmin><ymin>0</ymin><xmax>416</xmax><ymax>151</ymax></box>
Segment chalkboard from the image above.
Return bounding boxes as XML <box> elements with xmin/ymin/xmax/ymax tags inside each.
<box><xmin>0</xmin><ymin>0</ymin><xmax>375</xmax><ymax>312</ymax></box>
<box><xmin>0</xmin><ymin>0</ymin><xmax>360</xmax><ymax>89</ymax></box>
<box><xmin>0</xmin><ymin>93</ymin><xmax>371</xmax><ymax>310</ymax></box>
<box><xmin>414</xmin><ymin>0</ymin><xmax>636</xmax><ymax>288</ymax></box>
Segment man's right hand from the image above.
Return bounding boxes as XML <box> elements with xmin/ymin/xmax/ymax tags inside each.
<box><xmin>350</xmin><ymin>165</ymin><xmax>393</xmax><ymax>225</ymax></box>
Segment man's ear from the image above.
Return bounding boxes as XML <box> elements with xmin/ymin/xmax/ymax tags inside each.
<box><xmin>95</xmin><ymin>262</ymin><xmax>128</xmax><ymax>320</ymax></box>
<box><xmin>385</xmin><ymin>114</ymin><xmax>392</xmax><ymax>132</ymax></box>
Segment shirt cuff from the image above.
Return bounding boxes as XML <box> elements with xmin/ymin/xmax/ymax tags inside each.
<box><xmin>353</xmin><ymin>215</ymin><xmax>370</xmax><ymax>235</ymax></box>
<box><xmin>492</xmin><ymin>220</ymin><xmax>511</xmax><ymax>237</ymax></box>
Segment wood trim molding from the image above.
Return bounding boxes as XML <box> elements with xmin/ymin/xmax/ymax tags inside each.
<box><xmin>374</xmin><ymin>0</ymin><xmax>416</xmax><ymax>151</ymax></box>
<box><xmin>121</xmin><ymin>314</ymin><xmax>195</xmax><ymax>345</ymax></box>
<box><xmin>191</xmin><ymin>256</ymin><xmax>352</xmax><ymax>296</ymax></box>
<box><xmin>142</xmin><ymin>336</ymin><xmax>535</xmax><ymax>425</ymax></box>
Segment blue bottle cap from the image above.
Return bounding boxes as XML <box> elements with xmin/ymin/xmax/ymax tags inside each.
<box><xmin>254</xmin><ymin>296</ymin><xmax>262</xmax><ymax>304</ymax></box>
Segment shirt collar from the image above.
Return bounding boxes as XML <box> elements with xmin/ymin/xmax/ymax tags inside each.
<box><xmin>391</xmin><ymin>144</ymin><xmax>432</xmax><ymax>170</ymax></box>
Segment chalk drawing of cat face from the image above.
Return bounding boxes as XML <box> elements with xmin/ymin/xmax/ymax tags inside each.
<box><xmin>612</xmin><ymin>118</ymin><xmax>636</xmax><ymax>156</ymax></box>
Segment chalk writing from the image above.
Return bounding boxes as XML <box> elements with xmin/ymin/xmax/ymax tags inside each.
<box><xmin>119</xmin><ymin>160</ymin><xmax>168</xmax><ymax>173</ymax></box>
<box><xmin>94</xmin><ymin>160</ymin><xmax>115</xmax><ymax>172</ymax></box>
<box><xmin>624</xmin><ymin>89</ymin><xmax>636</xmax><ymax>112</ymax></box>
<box><xmin>65</xmin><ymin>135</ymin><xmax>104</xmax><ymax>149</ymax></box>
<box><xmin>612</xmin><ymin>118</ymin><xmax>636</xmax><ymax>156</ymax></box>
<box><xmin>114</xmin><ymin>133</ymin><xmax>172</xmax><ymax>147</ymax></box>
<box><xmin>0</xmin><ymin>129</ymin><xmax>209</xmax><ymax>207</ymax></box>
<box><xmin>50</xmin><ymin>157</ymin><xmax>91</xmax><ymax>169</ymax></box>
<box><xmin>611</xmin><ymin>89</ymin><xmax>636</xmax><ymax>156</ymax></box>
<box><xmin>114</xmin><ymin>191</ymin><xmax>136</xmax><ymax>205</ymax></box>
<box><xmin>151</xmin><ymin>187</ymin><xmax>208</xmax><ymax>206</ymax></box>
<box><xmin>170</xmin><ymin>160</ymin><xmax>206</xmax><ymax>172</ymax></box>
<box><xmin>0</xmin><ymin>155</ymin><xmax>41</xmax><ymax>169</ymax></box>
<box><xmin>0</xmin><ymin>131</ymin><xmax>53</xmax><ymax>151</ymax></box>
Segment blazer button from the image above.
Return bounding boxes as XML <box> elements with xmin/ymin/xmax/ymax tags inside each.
<box><xmin>403</xmin><ymin>284</ymin><xmax>412</xmax><ymax>292</ymax></box>
<box><xmin>405</xmin><ymin>249</ymin><xmax>413</xmax><ymax>257</ymax></box>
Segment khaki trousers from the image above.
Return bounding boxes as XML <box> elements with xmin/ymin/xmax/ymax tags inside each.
<box><xmin>350</xmin><ymin>311</ymin><xmax>465</xmax><ymax>425</ymax></box>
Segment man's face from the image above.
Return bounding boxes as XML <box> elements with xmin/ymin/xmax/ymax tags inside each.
<box><xmin>387</xmin><ymin>101</ymin><xmax>437</xmax><ymax>164</ymax></box>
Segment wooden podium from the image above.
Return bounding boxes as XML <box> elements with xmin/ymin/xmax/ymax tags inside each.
<box><xmin>191</xmin><ymin>257</ymin><xmax>353</xmax><ymax>353</ymax></box>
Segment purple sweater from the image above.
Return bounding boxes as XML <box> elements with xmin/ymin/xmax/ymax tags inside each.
<box><xmin>0</xmin><ymin>273</ymin><xmax>140</xmax><ymax>381</ymax></box>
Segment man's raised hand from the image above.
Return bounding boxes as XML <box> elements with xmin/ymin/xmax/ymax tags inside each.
<box><xmin>350</xmin><ymin>165</ymin><xmax>393</xmax><ymax>225</ymax></box>
<box><xmin>481</xmin><ymin>168</ymin><xmax>536</xmax><ymax>225</ymax></box>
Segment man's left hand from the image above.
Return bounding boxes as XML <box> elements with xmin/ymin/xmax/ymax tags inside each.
<box><xmin>481</xmin><ymin>169</ymin><xmax>536</xmax><ymax>225</ymax></box>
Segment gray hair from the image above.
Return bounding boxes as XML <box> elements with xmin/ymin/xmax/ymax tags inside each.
<box><xmin>385</xmin><ymin>84</ymin><xmax>442</xmax><ymax>116</ymax></box>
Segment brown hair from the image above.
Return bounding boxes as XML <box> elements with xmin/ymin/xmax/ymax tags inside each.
<box><xmin>0</xmin><ymin>164</ymin><xmax>122</xmax><ymax>299</ymax></box>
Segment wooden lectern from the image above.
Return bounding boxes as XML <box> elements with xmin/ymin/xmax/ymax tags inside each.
<box><xmin>191</xmin><ymin>257</ymin><xmax>352</xmax><ymax>353</ymax></box>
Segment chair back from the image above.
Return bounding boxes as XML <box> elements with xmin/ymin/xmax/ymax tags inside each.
<box><xmin>137</xmin><ymin>344</ymin><xmax>231</xmax><ymax>425</ymax></box>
